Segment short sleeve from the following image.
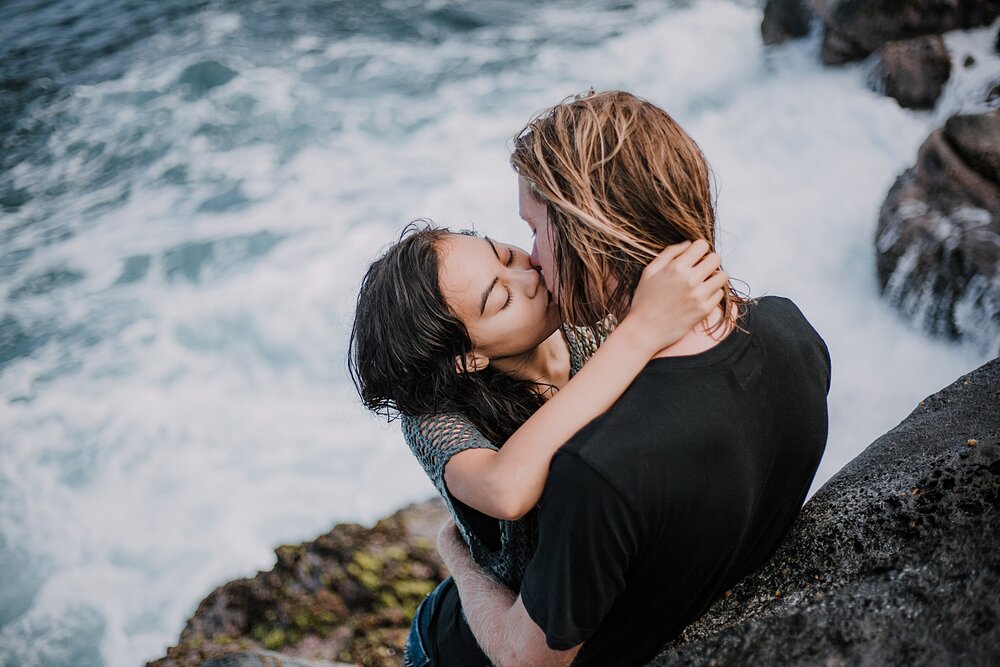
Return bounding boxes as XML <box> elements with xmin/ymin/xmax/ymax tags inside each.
<box><xmin>401</xmin><ymin>413</ymin><xmax>509</xmax><ymax>560</ymax></box>
<box><xmin>519</xmin><ymin>452</ymin><xmax>639</xmax><ymax>649</ymax></box>
<box><xmin>401</xmin><ymin>412</ymin><xmax>497</xmax><ymax>489</ymax></box>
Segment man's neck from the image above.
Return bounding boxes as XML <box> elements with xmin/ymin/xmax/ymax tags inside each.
<box><xmin>653</xmin><ymin>305</ymin><xmax>734</xmax><ymax>359</ymax></box>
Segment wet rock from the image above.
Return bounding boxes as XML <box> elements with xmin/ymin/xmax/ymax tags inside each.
<box><xmin>875</xmin><ymin>110</ymin><xmax>1000</xmax><ymax>352</ymax></box>
<box><xmin>867</xmin><ymin>35</ymin><xmax>951</xmax><ymax>110</ymax></box>
<box><xmin>149</xmin><ymin>500</ymin><xmax>450</xmax><ymax>667</ymax></box>
<box><xmin>652</xmin><ymin>358</ymin><xmax>1000</xmax><ymax>665</ymax></box>
<box><xmin>947</xmin><ymin>112</ymin><xmax>1000</xmax><ymax>182</ymax></box>
<box><xmin>761</xmin><ymin>0</ymin><xmax>813</xmax><ymax>46</ymax></box>
<box><xmin>203</xmin><ymin>649</ymin><xmax>350</xmax><ymax>667</ymax></box>
<box><xmin>808</xmin><ymin>0</ymin><xmax>1000</xmax><ymax>65</ymax></box>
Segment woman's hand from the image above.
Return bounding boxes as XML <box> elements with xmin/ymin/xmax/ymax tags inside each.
<box><xmin>622</xmin><ymin>239</ymin><xmax>729</xmax><ymax>354</ymax></box>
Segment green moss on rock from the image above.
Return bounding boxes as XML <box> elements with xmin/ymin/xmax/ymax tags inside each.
<box><xmin>148</xmin><ymin>499</ymin><xmax>450</xmax><ymax>667</ymax></box>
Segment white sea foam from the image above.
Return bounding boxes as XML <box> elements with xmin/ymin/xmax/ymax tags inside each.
<box><xmin>0</xmin><ymin>2</ymin><xmax>995</xmax><ymax>666</ymax></box>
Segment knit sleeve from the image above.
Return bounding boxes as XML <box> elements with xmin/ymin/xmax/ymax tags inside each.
<box><xmin>401</xmin><ymin>413</ymin><xmax>516</xmax><ymax>577</ymax></box>
<box><xmin>401</xmin><ymin>412</ymin><xmax>498</xmax><ymax>493</ymax></box>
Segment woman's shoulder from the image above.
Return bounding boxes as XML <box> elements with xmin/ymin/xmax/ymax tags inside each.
<box><xmin>401</xmin><ymin>412</ymin><xmax>498</xmax><ymax>461</ymax></box>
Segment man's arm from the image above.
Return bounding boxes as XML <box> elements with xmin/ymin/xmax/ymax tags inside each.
<box><xmin>437</xmin><ymin>521</ymin><xmax>581</xmax><ymax>667</ymax></box>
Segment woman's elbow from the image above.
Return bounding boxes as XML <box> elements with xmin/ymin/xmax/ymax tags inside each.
<box><xmin>487</xmin><ymin>491</ymin><xmax>532</xmax><ymax>522</ymax></box>
<box><xmin>454</xmin><ymin>479</ymin><xmax>527</xmax><ymax>521</ymax></box>
<box><xmin>473</xmin><ymin>467</ymin><xmax>534</xmax><ymax>520</ymax></box>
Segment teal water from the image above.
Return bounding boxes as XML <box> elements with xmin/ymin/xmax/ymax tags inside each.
<box><xmin>1</xmin><ymin>1</ymin><xmax>996</xmax><ymax>665</ymax></box>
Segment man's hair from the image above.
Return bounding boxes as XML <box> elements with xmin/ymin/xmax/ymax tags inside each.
<box><xmin>511</xmin><ymin>90</ymin><xmax>746</xmax><ymax>331</ymax></box>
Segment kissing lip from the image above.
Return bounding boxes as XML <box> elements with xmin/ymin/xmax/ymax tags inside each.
<box><xmin>534</xmin><ymin>269</ymin><xmax>553</xmax><ymax>305</ymax></box>
<box><xmin>535</xmin><ymin>270</ymin><xmax>556</xmax><ymax>306</ymax></box>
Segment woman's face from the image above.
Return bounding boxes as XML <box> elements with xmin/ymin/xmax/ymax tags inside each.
<box><xmin>518</xmin><ymin>176</ymin><xmax>557</xmax><ymax>300</ymax></box>
<box><xmin>437</xmin><ymin>233</ymin><xmax>561</xmax><ymax>364</ymax></box>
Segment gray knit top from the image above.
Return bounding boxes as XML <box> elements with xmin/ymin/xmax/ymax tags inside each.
<box><xmin>401</xmin><ymin>323</ymin><xmax>603</xmax><ymax>591</ymax></box>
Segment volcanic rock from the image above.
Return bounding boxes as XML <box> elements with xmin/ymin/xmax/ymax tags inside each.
<box><xmin>761</xmin><ymin>0</ymin><xmax>814</xmax><ymax>46</ymax></box>
<box><xmin>148</xmin><ymin>500</ymin><xmax>450</xmax><ymax>667</ymax></box>
<box><xmin>807</xmin><ymin>0</ymin><xmax>1000</xmax><ymax>65</ymax></box>
<box><xmin>653</xmin><ymin>358</ymin><xmax>1000</xmax><ymax>665</ymax></box>
<box><xmin>867</xmin><ymin>35</ymin><xmax>952</xmax><ymax>110</ymax></box>
<box><xmin>875</xmin><ymin>110</ymin><xmax>1000</xmax><ymax>352</ymax></box>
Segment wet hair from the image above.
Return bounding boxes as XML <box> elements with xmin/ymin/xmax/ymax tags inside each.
<box><xmin>348</xmin><ymin>221</ymin><xmax>546</xmax><ymax>444</ymax></box>
<box><xmin>511</xmin><ymin>90</ymin><xmax>748</xmax><ymax>333</ymax></box>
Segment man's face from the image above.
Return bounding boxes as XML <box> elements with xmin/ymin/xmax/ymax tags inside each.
<box><xmin>518</xmin><ymin>176</ymin><xmax>557</xmax><ymax>302</ymax></box>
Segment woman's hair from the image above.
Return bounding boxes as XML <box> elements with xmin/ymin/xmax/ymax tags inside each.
<box><xmin>348</xmin><ymin>222</ymin><xmax>546</xmax><ymax>444</ymax></box>
<box><xmin>511</xmin><ymin>90</ymin><xmax>747</xmax><ymax>332</ymax></box>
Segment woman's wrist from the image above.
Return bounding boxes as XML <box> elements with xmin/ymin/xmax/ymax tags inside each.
<box><xmin>612</xmin><ymin>312</ymin><xmax>670</xmax><ymax>356</ymax></box>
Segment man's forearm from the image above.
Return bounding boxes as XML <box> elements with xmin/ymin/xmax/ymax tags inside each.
<box><xmin>438</xmin><ymin>526</ymin><xmax>519</xmax><ymax>663</ymax></box>
<box><xmin>437</xmin><ymin>523</ymin><xmax>580</xmax><ymax>667</ymax></box>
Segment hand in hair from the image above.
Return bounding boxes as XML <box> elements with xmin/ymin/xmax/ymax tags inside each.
<box><xmin>623</xmin><ymin>239</ymin><xmax>729</xmax><ymax>355</ymax></box>
<box><xmin>444</xmin><ymin>240</ymin><xmax>726</xmax><ymax>521</ymax></box>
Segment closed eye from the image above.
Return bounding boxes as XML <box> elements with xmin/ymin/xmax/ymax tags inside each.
<box><xmin>502</xmin><ymin>286</ymin><xmax>513</xmax><ymax>309</ymax></box>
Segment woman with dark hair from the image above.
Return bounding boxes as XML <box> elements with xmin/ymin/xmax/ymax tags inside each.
<box><xmin>349</xmin><ymin>223</ymin><xmax>726</xmax><ymax>590</ymax></box>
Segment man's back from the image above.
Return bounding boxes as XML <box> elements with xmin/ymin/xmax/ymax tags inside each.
<box><xmin>520</xmin><ymin>296</ymin><xmax>831</xmax><ymax>666</ymax></box>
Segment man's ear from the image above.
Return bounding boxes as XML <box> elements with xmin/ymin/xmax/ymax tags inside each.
<box><xmin>454</xmin><ymin>351</ymin><xmax>490</xmax><ymax>373</ymax></box>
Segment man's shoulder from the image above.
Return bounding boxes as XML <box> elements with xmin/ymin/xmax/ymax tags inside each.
<box><xmin>749</xmin><ymin>295</ymin><xmax>817</xmax><ymax>332</ymax></box>
<box><xmin>549</xmin><ymin>447</ymin><xmax>604</xmax><ymax>482</ymax></box>
<box><xmin>749</xmin><ymin>296</ymin><xmax>829</xmax><ymax>363</ymax></box>
<box><xmin>546</xmin><ymin>440</ymin><xmax>644</xmax><ymax>519</ymax></box>
<box><xmin>549</xmin><ymin>447</ymin><xmax>630</xmax><ymax>493</ymax></box>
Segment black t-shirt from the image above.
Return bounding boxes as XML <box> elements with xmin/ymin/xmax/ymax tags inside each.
<box><xmin>520</xmin><ymin>296</ymin><xmax>830</xmax><ymax>665</ymax></box>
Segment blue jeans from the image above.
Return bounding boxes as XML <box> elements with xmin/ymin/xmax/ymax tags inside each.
<box><xmin>403</xmin><ymin>577</ymin><xmax>452</xmax><ymax>667</ymax></box>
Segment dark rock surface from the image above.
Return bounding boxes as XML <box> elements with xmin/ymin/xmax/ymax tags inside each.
<box><xmin>867</xmin><ymin>35</ymin><xmax>952</xmax><ymax>110</ymax></box>
<box><xmin>653</xmin><ymin>358</ymin><xmax>1000</xmax><ymax>665</ymax></box>
<box><xmin>761</xmin><ymin>0</ymin><xmax>814</xmax><ymax>46</ymax></box>
<box><xmin>149</xmin><ymin>500</ymin><xmax>450</xmax><ymax>667</ymax></box>
<box><xmin>875</xmin><ymin>110</ymin><xmax>1000</xmax><ymax>352</ymax></box>
<box><xmin>807</xmin><ymin>0</ymin><xmax>1000</xmax><ymax>64</ymax></box>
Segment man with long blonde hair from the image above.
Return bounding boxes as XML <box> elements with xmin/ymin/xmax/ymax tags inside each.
<box><xmin>427</xmin><ymin>91</ymin><xmax>831</xmax><ymax>666</ymax></box>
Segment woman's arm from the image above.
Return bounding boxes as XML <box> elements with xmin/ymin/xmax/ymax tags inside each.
<box><xmin>445</xmin><ymin>240</ymin><xmax>729</xmax><ymax>520</ymax></box>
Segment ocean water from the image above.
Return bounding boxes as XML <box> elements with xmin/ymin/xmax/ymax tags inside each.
<box><xmin>0</xmin><ymin>1</ymin><xmax>996</xmax><ymax>665</ymax></box>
